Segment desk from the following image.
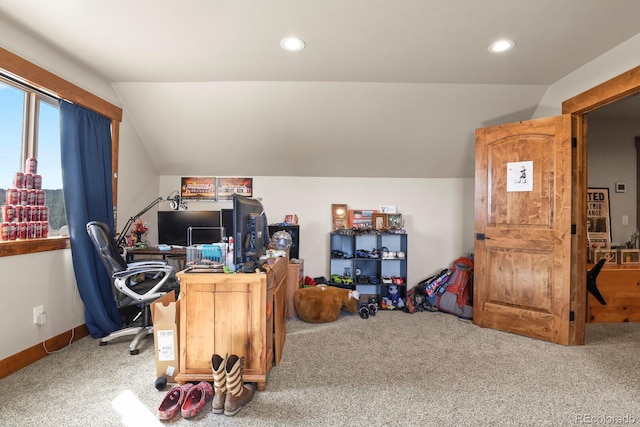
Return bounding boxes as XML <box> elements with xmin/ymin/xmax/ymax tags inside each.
<box><xmin>126</xmin><ymin>247</ymin><xmax>187</xmax><ymax>270</ymax></box>
<box><xmin>587</xmin><ymin>263</ymin><xmax>640</xmax><ymax>323</ymax></box>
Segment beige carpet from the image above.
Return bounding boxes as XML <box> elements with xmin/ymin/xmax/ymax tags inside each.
<box><xmin>1</xmin><ymin>311</ymin><xmax>639</xmax><ymax>426</ymax></box>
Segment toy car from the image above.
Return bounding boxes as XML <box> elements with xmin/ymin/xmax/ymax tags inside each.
<box><xmin>355</xmin><ymin>249</ymin><xmax>371</xmax><ymax>258</ymax></box>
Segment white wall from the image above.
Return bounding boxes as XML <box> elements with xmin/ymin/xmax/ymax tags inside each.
<box><xmin>0</xmin><ymin>249</ymin><xmax>78</xmax><ymax>359</ymax></box>
<box><xmin>587</xmin><ymin>117</ymin><xmax>640</xmax><ymax>245</ymax></box>
<box><xmin>156</xmin><ymin>176</ymin><xmax>475</xmax><ymax>288</ymax></box>
<box><xmin>533</xmin><ymin>33</ymin><xmax>640</xmax><ymax>119</ymax></box>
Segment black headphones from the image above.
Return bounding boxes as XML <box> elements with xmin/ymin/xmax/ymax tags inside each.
<box><xmin>169</xmin><ymin>194</ymin><xmax>180</xmax><ymax>210</ymax></box>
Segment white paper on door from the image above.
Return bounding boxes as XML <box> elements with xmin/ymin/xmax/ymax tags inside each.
<box><xmin>507</xmin><ymin>161</ymin><xmax>533</xmax><ymax>192</ymax></box>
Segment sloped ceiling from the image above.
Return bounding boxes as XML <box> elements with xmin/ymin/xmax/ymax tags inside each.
<box><xmin>1</xmin><ymin>0</ymin><xmax>640</xmax><ymax>178</ymax></box>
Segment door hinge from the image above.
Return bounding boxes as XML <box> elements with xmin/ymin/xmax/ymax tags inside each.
<box><xmin>571</xmin><ymin>224</ymin><xmax>576</xmax><ymax>235</ymax></box>
<box><xmin>569</xmin><ymin>311</ymin><xmax>575</xmax><ymax>321</ymax></box>
<box><xmin>571</xmin><ymin>137</ymin><xmax>577</xmax><ymax>148</ymax></box>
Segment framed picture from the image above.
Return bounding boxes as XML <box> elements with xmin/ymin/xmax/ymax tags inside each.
<box><xmin>387</xmin><ymin>213</ymin><xmax>403</xmax><ymax>230</ymax></box>
<box><xmin>217</xmin><ymin>177</ymin><xmax>253</xmax><ymax>200</ymax></box>
<box><xmin>592</xmin><ymin>248</ymin><xmax>617</xmax><ymax>264</ymax></box>
<box><xmin>180</xmin><ymin>176</ymin><xmax>217</xmax><ymax>201</ymax></box>
<box><xmin>332</xmin><ymin>204</ymin><xmax>348</xmax><ymax>230</ymax></box>
<box><xmin>284</xmin><ymin>214</ymin><xmax>298</xmax><ymax>225</ymax></box>
<box><xmin>619</xmin><ymin>249</ymin><xmax>640</xmax><ymax>264</ymax></box>
<box><xmin>586</xmin><ymin>187</ymin><xmax>611</xmax><ymax>250</ymax></box>
<box><xmin>348</xmin><ymin>209</ymin><xmax>377</xmax><ymax>229</ymax></box>
<box><xmin>372</xmin><ymin>213</ymin><xmax>387</xmax><ymax>230</ymax></box>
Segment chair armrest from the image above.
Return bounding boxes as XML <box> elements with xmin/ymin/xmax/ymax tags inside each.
<box><xmin>113</xmin><ymin>265</ymin><xmax>174</xmax><ymax>279</ymax></box>
<box><xmin>128</xmin><ymin>260</ymin><xmax>167</xmax><ymax>268</ymax></box>
<box><xmin>112</xmin><ymin>265</ymin><xmax>177</xmax><ymax>303</ymax></box>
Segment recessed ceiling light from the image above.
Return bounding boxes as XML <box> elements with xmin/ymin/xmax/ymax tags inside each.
<box><xmin>488</xmin><ymin>39</ymin><xmax>515</xmax><ymax>53</ymax></box>
<box><xmin>280</xmin><ymin>37</ymin><xmax>305</xmax><ymax>52</ymax></box>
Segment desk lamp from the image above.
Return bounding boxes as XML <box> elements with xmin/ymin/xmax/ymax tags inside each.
<box><xmin>116</xmin><ymin>190</ymin><xmax>185</xmax><ymax>247</ymax></box>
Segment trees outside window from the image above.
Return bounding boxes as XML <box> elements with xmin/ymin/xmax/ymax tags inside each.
<box><xmin>0</xmin><ymin>76</ymin><xmax>66</xmax><ymax>235</ymax></box>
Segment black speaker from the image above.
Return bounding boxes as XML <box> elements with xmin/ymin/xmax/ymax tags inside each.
<box><xmin>221</xmin><ymin>209</ymin><xmax>233</xmax><ymax>241</ymax></box>
<box><xmin>268</xmin><ymin>225</ymin><xmax>300</xmax><ymax>259</ymax></box>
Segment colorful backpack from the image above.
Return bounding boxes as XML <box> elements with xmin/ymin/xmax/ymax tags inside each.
<box><xmin>436</xmin><ymin>256</ymin><xmax>474</xmax><ymax>319</ymax></box>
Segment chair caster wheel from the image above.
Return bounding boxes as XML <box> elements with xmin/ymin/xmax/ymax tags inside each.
<box><xmin>130</xmin><ymin>349</ymin><xmax>140</xmax><ymax>355</ymax></box>
<box><xmin>155</xmin><ymin>376</ymin><xmax>167</xmax><ymax>391</ymax></box>
<box><xmin>99</xmin><ymin>341</ymin><xmax>108</xmax><ymax>346</ymax></box>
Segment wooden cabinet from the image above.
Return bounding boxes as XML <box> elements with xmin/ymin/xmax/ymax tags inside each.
<box><xmin>287</xmin><ymin>260</ymin><xmax>304</xmax><ymax>319</ymax></box>
<box><xmin>587</xmin><ymin>264</ymin><xmax>640</xmax><ymax>323</ymax></box>
<box><xmin>175</xmin><ymin>257</ymin><xmax>287</xmax><ymax>390</ymax></box>
<box><xmin>273</xmin><ymin>263</ymin><xmax>288</xmax><ymax>366</ymax></box>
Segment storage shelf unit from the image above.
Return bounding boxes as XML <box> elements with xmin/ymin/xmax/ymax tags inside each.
<box><xmin>329</xmin><ymin>232</ymin><xmax>407</xmax><ymax>304</ymax></box>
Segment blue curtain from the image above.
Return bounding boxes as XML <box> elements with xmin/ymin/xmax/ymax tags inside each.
<box><xmin>60</xmin><ymin>101</ymin><xmax>121</xmax><ymax>338</ymax></box>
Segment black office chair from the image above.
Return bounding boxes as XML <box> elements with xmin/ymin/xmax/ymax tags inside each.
<box><xmin>86</xmin><ymin>221</ymin><xmax>179</xmax><ymax>354</ymax></box>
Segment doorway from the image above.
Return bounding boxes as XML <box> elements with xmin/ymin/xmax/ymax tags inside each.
<box><xmin>473</xmin><ymin>65</ymin><xmax>640</xmax><ymax>345</ymax></box>
<box><xmin>586</xmin><ymin>93</ymin><xmax>640</xmax><ymax>242</ymax></box>
<box><xmin>563</xmin><ymin>66</ymin><xmax>640</xmax><ymax>344</ymax></box>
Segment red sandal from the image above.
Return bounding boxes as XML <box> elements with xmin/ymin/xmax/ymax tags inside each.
<box><xmin>181</xmin><ymin>381</ymin><xmax>214</xmax><ymax>419</ymax></box>
<box><xmin>157</xmin><ymin>383</ymin><xmax>194</xmax><ymax>420</ymax></box>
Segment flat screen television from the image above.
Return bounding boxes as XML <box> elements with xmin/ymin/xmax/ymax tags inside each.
<box><xmin>232</xmin><ymin>195</ymin><xmax>268</xmax><ymax>266</ymax></box>
<box><xmin>157</xmin><ymin>210</ymin><xmax>223</xmax><ymax>246</ymax></box>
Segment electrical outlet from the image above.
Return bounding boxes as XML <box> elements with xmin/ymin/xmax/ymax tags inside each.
<box><xmin>37</xmin><ymin>313</ymin><xmax>47</xmax><ymax>325</ymax></box>
<box><xmin>33</xmin><ymin>305</ymin><xmax>44</xmax><ymax>325</ymax></box>
<box><xmin>622</xmin><ymin>215</ymin><xmax>629</xmax><ymax>226</ymax></box>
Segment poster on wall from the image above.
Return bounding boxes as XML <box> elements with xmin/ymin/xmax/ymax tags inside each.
<box><xmin>181</xmin><ymin>176</ymin><xmax>217</xmax><ymax>201</ymax></box>
<box><xmin>217</xmin><ymin>177</ymin><xmax>253</xmax><ymax>200</ymax></box>
<box><xmin>506</xmin><ymin>160</ymin><xmax>533</xmax><ymax>192</ymax></box>
<box><xmin>587</xmin><ymin>187</ymin><xmax>612</xmax><ymax>249</ymax></box>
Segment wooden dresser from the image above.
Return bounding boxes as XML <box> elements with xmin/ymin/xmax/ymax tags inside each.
<box><xmin>587</xmin><ymin>263</ymin><xmax>640</xmax><ymax>323</ymax></box>
<box><xmin>175</xmin><ymin>257</ymin><xmax>288</xmax><ymax>390</ymax></box>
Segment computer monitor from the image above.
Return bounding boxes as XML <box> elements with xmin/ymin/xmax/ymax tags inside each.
<box><xmin>157</xmin><ymin>211</ymin><xmax>223</xmax><ymax>246</ymax></box>
<box><xmin>221</xmin><ymin>209</ymin><xmax>233</xmax><ymax>235</ymax></box>
<box><xmin>232</xmin><ymin>195</ymin><xmax>268</xmax><ymax>265</ymax></box>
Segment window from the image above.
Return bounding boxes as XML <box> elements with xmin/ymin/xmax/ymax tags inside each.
<box><xmin>0</xmin><ymin>80</ymin><xmax>24</xmax><ymax>184</ymax></box>
<box><xmin>0</xmin><ymin>75</ymin><xmax>67</xmax><ymax>237</ymax></box>
<box><xmin>0</xmin><ymin>47</ymin><xmax>122</xmax><ymax>257</ymax></box>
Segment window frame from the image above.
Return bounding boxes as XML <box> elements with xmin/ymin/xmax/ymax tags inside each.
<box><xmin>0</xmin><ymin>47</ymin><xmax>122</xmax><ymax>257</ymax></box>
<box><xmin>1</xmin><ymin>75</ymin><xmax>67</xmax><ymax>236</ymax></box>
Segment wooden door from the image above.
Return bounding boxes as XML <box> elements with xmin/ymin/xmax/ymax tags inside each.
<box><xmin>474</xmin><ymin>115</ymin><xmax>573</xmax><ymax>344</ymax></box>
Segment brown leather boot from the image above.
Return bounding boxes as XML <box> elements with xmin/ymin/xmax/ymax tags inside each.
<box><xmin>224</xmin><ymin>354</ymin><xmax>255</xmax><ymax>416</ymax></box>
<box><xmin>211</xmin><ymin>353</ymin><xmax>228</xmax><ymax>414</ymax></box>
